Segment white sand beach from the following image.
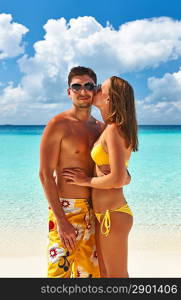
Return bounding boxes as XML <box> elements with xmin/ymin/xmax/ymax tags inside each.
<box><xmin>0</xmin><ymin>228</ymin><xmax>181</xmax><ymax>278</ymax></box>
<box><xmin>0</xmin><ymin>250</ymin><xmax>181</xmax><ymax>278</ymax></box>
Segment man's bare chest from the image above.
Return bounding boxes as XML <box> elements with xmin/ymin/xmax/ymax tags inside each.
<box><xmin>61</xmin><ymin>125</ymin><xmax>100</xmax><ymax>154</ymax></box>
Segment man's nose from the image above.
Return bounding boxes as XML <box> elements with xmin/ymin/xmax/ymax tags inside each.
<box><xmin>80</xmin><ymin>88</ymin><xmax>87</xmax><ymax>94</ymax></box>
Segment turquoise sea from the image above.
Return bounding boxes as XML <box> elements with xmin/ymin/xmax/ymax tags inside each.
<box><xmin>0</xmin><ymin>125</ymin><xmax>181</xmax><ymax>252</ymax></box>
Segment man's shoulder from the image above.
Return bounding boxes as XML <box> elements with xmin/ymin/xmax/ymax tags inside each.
<box><xmin>91</xmin><ymin>116</ymin><xmax>106</xmax><ymax>131</ymax></box>
<box><xmin>47</xmin><ymin>112</ymin><xmax>71</xmax><ymax>127</ymax></box>
<box><xmin>44</xmin><ymin>112</ymin><xmax>72</xmax><ymax>137</ymax></box>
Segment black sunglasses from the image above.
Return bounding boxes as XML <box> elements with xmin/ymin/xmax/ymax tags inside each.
<box><xmin>70</xmin><ymin>82</ymin><xmax>96</xmax><ymax>92</ymax></box>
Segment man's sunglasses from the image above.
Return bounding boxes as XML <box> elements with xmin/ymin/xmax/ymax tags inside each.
<box><xmin>69</xmin><ymin>82</ymin><xmax>97</xmax><ymax>92</ymax></box>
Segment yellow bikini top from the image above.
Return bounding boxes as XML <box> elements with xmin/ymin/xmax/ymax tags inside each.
<box><xmin>91</xmin><ymin>143</ymin><xmax>128</xmax><ymax>167</ymax></box>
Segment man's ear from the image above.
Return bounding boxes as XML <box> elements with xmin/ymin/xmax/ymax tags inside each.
<box><xmin>67</xmin><ymin>88</ymin><xmax>71</xmax><ymax>97</ymax></box>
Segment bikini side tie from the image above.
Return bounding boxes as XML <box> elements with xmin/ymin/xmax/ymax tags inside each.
<box><xmin>100</xmin><ymin>209</ymin><xmax>111</xmax><ymax>237</ymax></box>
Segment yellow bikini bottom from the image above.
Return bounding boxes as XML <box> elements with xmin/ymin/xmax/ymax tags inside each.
<box><xmin>95</xmin><ymin>204</ymin><xmax>133</xmax><ymax>237</ymax></box>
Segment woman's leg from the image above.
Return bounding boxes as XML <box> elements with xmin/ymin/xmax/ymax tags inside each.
<box><xmin>99</xmin><ymin>212</ymin><xmax>133</xmax><ymax>278</ymax></box>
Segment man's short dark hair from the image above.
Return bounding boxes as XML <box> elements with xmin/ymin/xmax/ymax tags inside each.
<box><xmin>68</xmin><ymin>66</ymin><xmax>97</xmax><ymax>85</ymax></box>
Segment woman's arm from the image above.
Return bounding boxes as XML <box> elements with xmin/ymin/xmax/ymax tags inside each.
<box><xmin>62</xmin><ymin>124</ymin><xmax>129</xmax><ymax>189</ymax></box>
<box><xmin>97</xmin><ymin>165</ymin><xmax>131</xmax><ymax>185</ymax></box>
<box><xmin>88</xmin><ymin>124</ymin><xmax>128</xmax><ymax>188</ymax></box>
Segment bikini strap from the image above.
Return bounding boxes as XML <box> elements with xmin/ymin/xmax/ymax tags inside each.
<box><xmin>100</xmin><ymin>209</ymin><xmax>111</xmax><ymax>237</ymax></box>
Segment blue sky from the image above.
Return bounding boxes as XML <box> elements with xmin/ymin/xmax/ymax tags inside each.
<box><xmin>0</xmin><ymin>0</ymin><xmax>181</xmax><ymax>124</ymax></box>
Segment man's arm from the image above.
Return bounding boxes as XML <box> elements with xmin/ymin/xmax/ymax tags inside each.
<box><xmin>39</xmin><ymin>118</ymin><xmax>76</xmax><ymax>250</ymax></box>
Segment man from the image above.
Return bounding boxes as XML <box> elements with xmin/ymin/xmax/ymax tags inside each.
<box><xmin>39</xmin><ymin>66</ymin><xmax>104</xmax><ymax>278</ymax></box>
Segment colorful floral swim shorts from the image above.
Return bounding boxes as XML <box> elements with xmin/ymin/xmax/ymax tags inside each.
<box><xmin>47</xmin><ymin>198</ymin><xmax>100</xmax><ymax>278</ymax></box>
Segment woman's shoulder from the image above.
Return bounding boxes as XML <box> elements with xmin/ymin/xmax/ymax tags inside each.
<box><xmin>105</xmin><ymin>124</ymin><xmax>130</xmax><ymax>147</ymax></box>
<box><xmin>103</xmin><ymin>124</ymin><xmax>121</xmax><ymax>143</ymax></box>
<box><xmin>105</xmin><ymin>123</ymin><xmax>122</xmax><ymax>136</ymax></box>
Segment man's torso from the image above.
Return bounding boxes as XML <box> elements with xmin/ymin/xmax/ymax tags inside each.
<box><xmin>53</xmin><ymin>112</ymin><xmax>103</xmax><ymax>198</ymax></box>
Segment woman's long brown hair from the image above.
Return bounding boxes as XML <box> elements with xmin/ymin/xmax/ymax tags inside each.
<box><xmin>106</xmin><ymin>76</ymin><xmax>138</xmax><ymax>151</ymax></box>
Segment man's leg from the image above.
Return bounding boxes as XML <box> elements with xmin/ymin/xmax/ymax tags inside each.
<box><xmin>47</xmin><ymin>207</ymin><xmax>76</xmax><ymax>278</ymax></box>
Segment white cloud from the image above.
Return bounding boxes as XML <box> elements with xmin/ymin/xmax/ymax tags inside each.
<box><xmin>145</xmin><ymin>68</ymin><xmax>181</xmax><ymax>103</ymax></box>
<box><xmin>0</xmin><ymin>13</ymin><xmax>28</xmax><ymax>59</ymax></box>
<box><xmin>1</xmin><ymin>15</ymin><xmax>181</xmax><ymax>124</ymax></box>
<box><xmin>137</xmin><ymin>68</ymin><xmax>181</xmax><ymax>124</ymax></box>
<box><xmin>137</xmin><ymin>100</ymin><xmax>181</xmax><ymax>124</ymax></box>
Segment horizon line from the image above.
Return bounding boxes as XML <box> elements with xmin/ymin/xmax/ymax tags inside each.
<box><xmin>0</xmin><ymin>124</ymin><xmax>181</xmax><ymax>126</ymax></box>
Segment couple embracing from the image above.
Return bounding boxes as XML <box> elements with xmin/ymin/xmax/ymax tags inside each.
<box><xmin>39</xmin><ymin>66</ymin><xmax>138</xmax><ymax>278</ymax></box>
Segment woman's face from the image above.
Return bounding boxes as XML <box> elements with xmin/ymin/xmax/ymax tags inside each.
<box><xmin>93</xmin><ymin>78</ymin><xmax>111</xmax><ymax>108</ymax></box>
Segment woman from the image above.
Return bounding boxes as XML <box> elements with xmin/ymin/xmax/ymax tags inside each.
<box><xmin>62</xmin><ymin>76</ymin><xmax>138</xmax><ymax>277</ymax></box>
